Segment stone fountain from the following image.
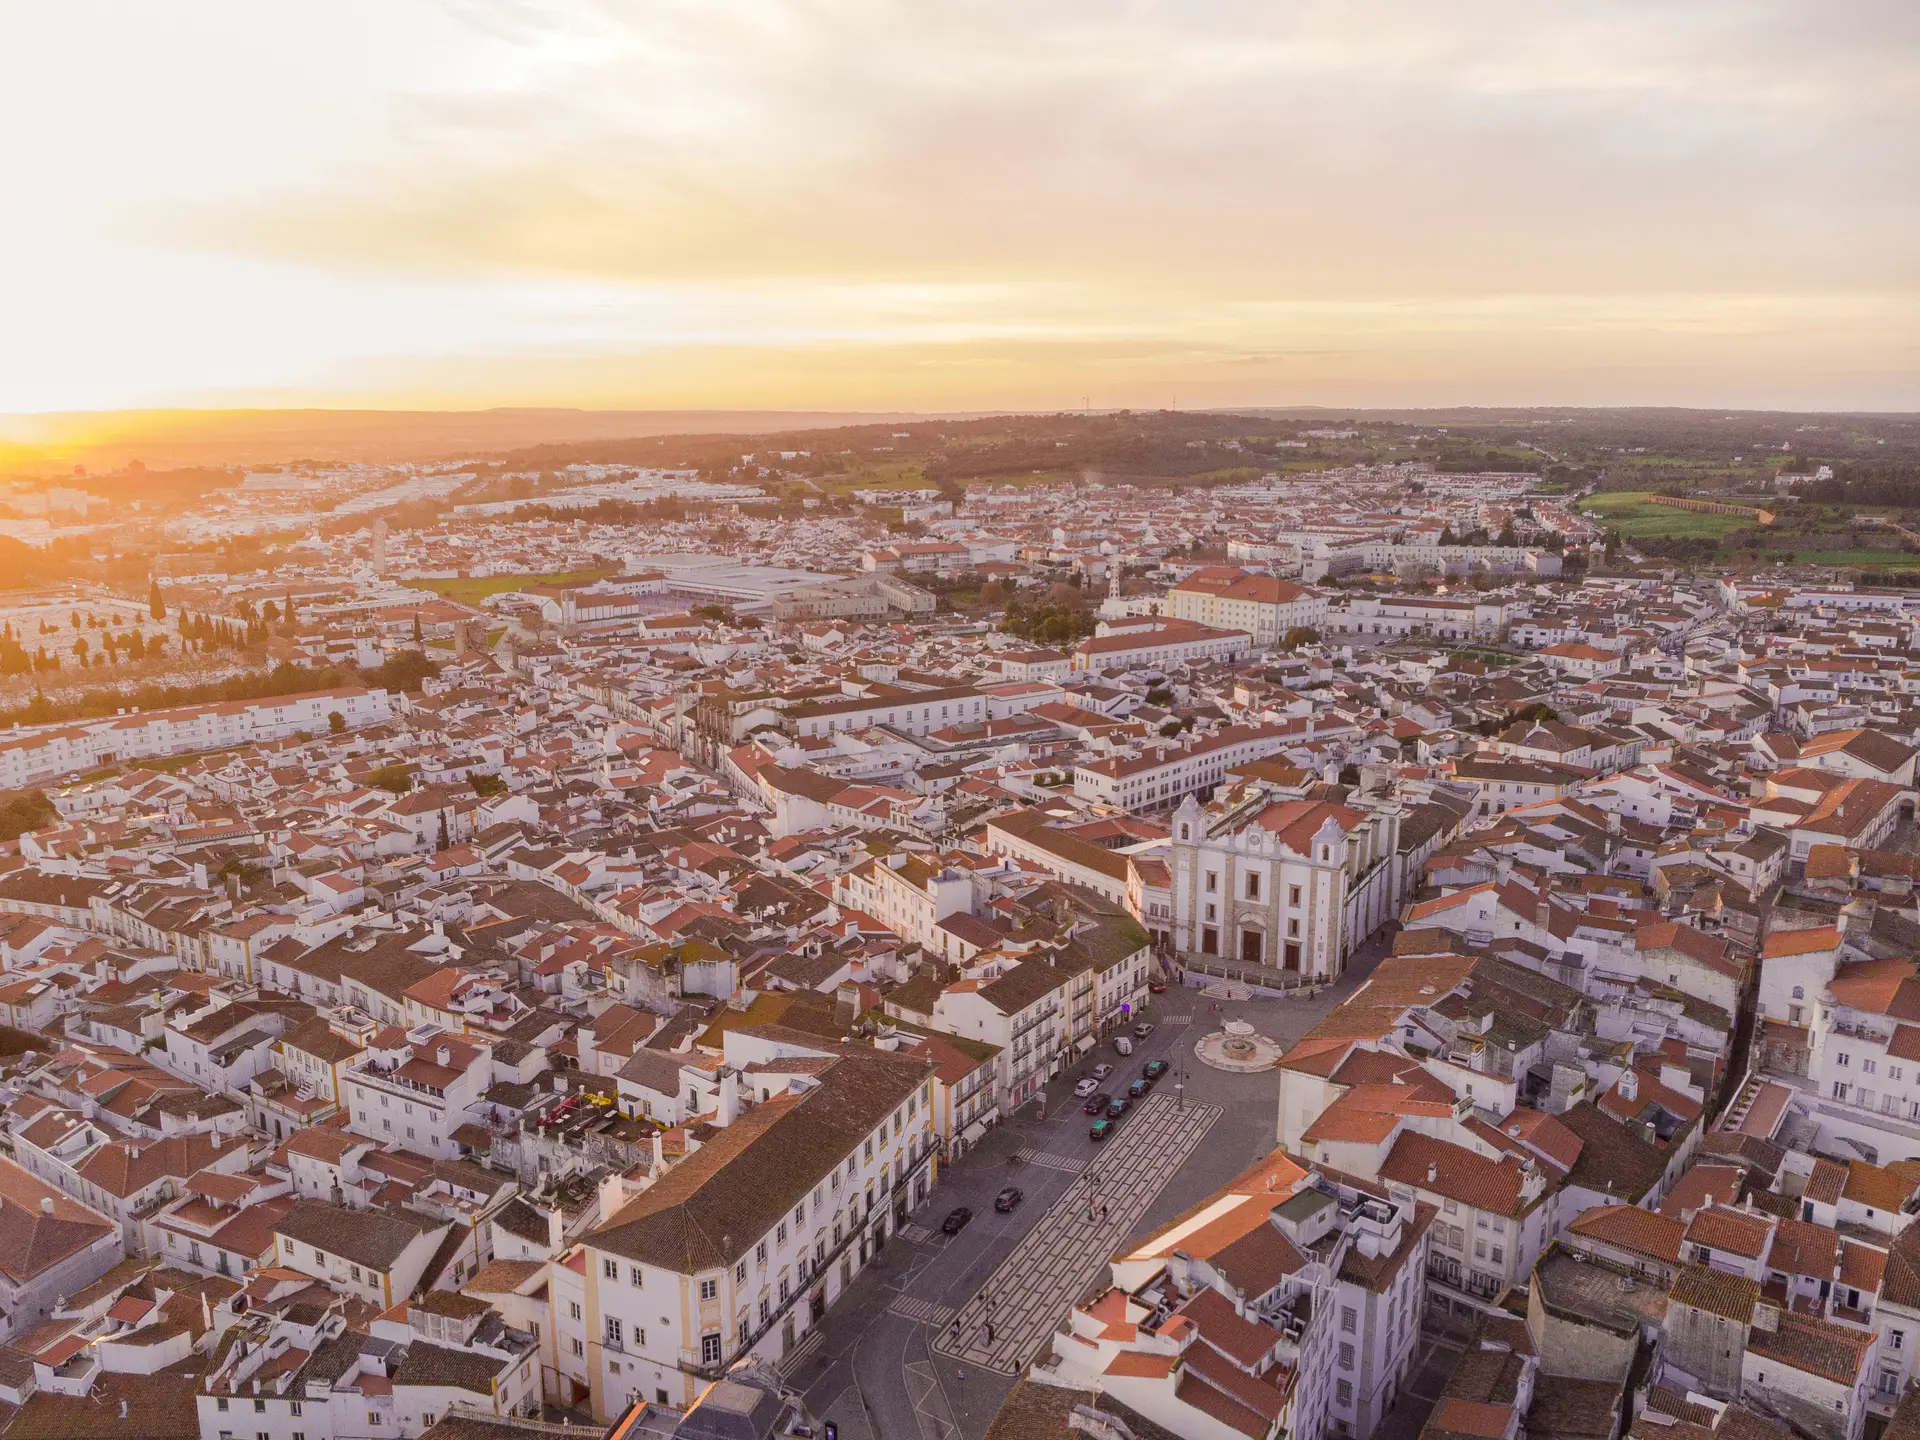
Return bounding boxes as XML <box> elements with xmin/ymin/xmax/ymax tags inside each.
<box><xmin>1195</xmin><ymin>1017</ymin><xmax>1283</xmax><ymax>1072</ymax></box>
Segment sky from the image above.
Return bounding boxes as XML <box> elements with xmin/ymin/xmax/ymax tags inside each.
<box><xmin>2</xmin><ymin>0</ymin><xmax>1917</xmax><ymax>430</ymax></box>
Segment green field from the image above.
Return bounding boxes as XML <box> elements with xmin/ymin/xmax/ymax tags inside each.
<box><xmin>1576</xmin><ymin>492</ymin><xmax>1758</xmax><ymax>541</ymax></box>
<box><xmin>1778</xmin><ymin>549</ymin><xmax>1920</xmax><ymax>570</ymax></box>
<box><xmin>402</xmin><ymin>567</ymin><xmax>618</xmax><ymax>605</ymax></box>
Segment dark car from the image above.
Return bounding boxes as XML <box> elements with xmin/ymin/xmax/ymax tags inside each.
<box><xmin>994</xmin><ymin>1186</ymin><xmax>1024</xmax><ymax>1213</ymax></box>
<box><xmin>1127</xmin><ymin>1077</ymin><xmax>1150</xmax><ymax>1099</ymax></box>
<box><xmin>1148</xmin><ymin>979</ymin><xmax>1167</xmax><ymax>993</ymax></box>
<box><xmin>1082</xmin><ymin>1091</ymin><xmax>1111</xmax><ymax>1115</ymax></box>
<box><xmin>1090</xmin><ymin>1118</ymin><xmax>1115</xmax><ymax>1141</ymax></box>
<box><xmin>941</xmin><ymin>1206</ymin><xmax>972</xmax><ymax>1236</ymax></box>
<box><xmin>1106</xmin><ymin>1096</ymin><xmax>1130</xmax><ymax>1119</ymax></box>
<box><xmin>1144</xmin><ymin>1059</ymin><xmax>1170</xmax><ymax>1081</ymax></box>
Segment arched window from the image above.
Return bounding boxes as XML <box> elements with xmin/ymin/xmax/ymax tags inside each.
<box><xmin>1179</xmin><ymin>824</ymin><xmax>1190</xmax><ymax>841</ymax></box>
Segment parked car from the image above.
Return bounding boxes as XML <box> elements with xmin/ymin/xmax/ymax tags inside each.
<box><xmin>1144</xmin><ymin>1059</ymin><xmax>1170</xmax><ymax>1081</ymax></box>
<box><xmin>1127</xmin><ymin>1078</ymin><xmax>1150</xmax><ymax>1099</ymax></box>
<box><xmin>1133</xmin><ymin>1022</ymin><xmax>1156</xmax><ymax>1039</ymax></box>
<box><xmin>1092</xmin><ymin>1063</ymin><xmax>1114</xmax><ymax>1080</ymax></box>
<box><xmin>1083</xmin><ymin>1091</ymin><xmax>1112</xmax><ymax>1115</ymax></box>
<box><xmin>1090</xmin><ymin>1118</ymin><xmax>1115</xmax><ymax>1141</ymax></box>
<box><xmin>1073</xmin><ymin>1077</ymin><xmax>1099</xmax><ymax>1098</ymax></box>
<box><xmin>994</xmin><ymin>1186</ymin><xmax>1024</xmax><ymax>1213</ymax></box>
<box><xmin>1113</xmin><ymin>1035</ymin><xmax>1134</xmax><ymax>1056</ymax></box>
<box><xmin>1148</xmin><ymin>979</ymin><xmax>1167</xmax><ymax>993</ymax></box>
<box><xmin>1106</xmin><ymin>1097</ymin><xmax>1130</xmax><ymax>1119</ymax></box>
<box><xmin>941</xmin><ymin>1207</ymin><xmax>972</xmax><ymax>1236</ymax></box>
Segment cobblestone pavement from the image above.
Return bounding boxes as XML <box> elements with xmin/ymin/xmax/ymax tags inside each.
<box><xmin>933</xmin><ymin>1092</ymin><xmax>1222</xmax><ymax>1374</ymax></box>
<box><xmin>800</xmin><ymin>926</ymin><xmax>1402</xmax><ymax>1440</ymax></box>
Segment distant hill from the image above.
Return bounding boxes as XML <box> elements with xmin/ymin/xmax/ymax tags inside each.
<box><xmin>0</xmin><ymin>407</ymin><xmax>993</xmax><ymax>471</ymax></box>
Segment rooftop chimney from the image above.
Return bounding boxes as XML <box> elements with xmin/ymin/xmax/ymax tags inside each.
<box><xmin>436</xmin><ymin>1044</ymin><xmax>451</xmax><ymax>1067</ymax></box>
<box><xmin>1426</xmin><ymin>1163</ymin><xmax>1437</xmax><ymax>1185</ymax></box>
<box><xmin>41</xmin><ymin>1196</ymin><xmax>54</xmax><ymax>1215</ymax></box>
<box><xmin>717</xmin><ymin>1069</ymin><xmax>741</xmax><ymax>1127</ymax></box>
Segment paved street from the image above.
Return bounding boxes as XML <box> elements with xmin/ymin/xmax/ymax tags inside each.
<box><xmin>934</xmin><ymin>1091</ymin><xmax>1223</xmax><ymax>1374</ymax></box>
<box><xmin>796</xmin><ymin>926</ymin><xmax>1399</xmax><ymax>1440</ymax></box>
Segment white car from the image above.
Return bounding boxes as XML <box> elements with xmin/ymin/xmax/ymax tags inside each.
<box><xmin>1073</xmin><ymin>1078</ymin><xmax>1099</xmax><ymax>1098</ymax></box>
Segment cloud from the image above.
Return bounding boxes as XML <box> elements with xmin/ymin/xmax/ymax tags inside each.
<box><xmin>8</xmin><ymin>0</ymin><xmax>1920</xmax><ymax>410</ymax></box>
<box><xmin>206</xmin><ymin>0</ymin><xmax>1920</xmax><ymax>299</ymax></box>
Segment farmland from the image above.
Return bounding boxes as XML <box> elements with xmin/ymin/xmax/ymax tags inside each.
<box><xmin>401</xmin><ymin>567</ymin><xmax>619</xmax><ymax>605</ymax></box>
<box><xmin>1575</xmin><ymin>491</ymin><xmax>1757</xmax><ymax>541</ymax></box>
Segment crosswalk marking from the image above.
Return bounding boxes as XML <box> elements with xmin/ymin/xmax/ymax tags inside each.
<box><xmin>889</xmin><ymin>1295</ymin><xmax>957</xmax><ymax>1326</ymax></box>
<box><xmin>898</xmin><ymin>1222</ymin><xmax>934</xmax><ymax>1243</ymax></box>
<box><xmin>1014</xmin><ymin>1146</ymin><xmax>1088</xmax><ymax>1173</ymax></box>
<box><xmin>778</xmin><ymin>1329</ymin><xmax>823</xmax><ymax>1374</ymax></box>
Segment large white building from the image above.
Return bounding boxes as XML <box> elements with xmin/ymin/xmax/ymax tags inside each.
<box><xmin>1074</xmin><ymin>619</ymin><xmax>1252</xmax><ymax>673</ymax></box>
<box><xmin>0</xmin><ymin>687</ymin><xmax>393</xmax><ymax>788</ymax></box>
<box><xmin>1169</xmin><ymin>783</ymin><xmax>1403</xmax><ymax>979</ymax></box>
<box><xmin>1164</xmin><ymin>567</ymin><xmax>1329</xmax><ymax>645</ymax></box>
<box><xmin>575</xmin><ymin>1037</ymin><xmax>936</xmax><ymax>1417</ymax></box>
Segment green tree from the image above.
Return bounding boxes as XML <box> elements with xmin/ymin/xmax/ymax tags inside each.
<box><xmin>328</xmin><ymin>711</ymin><xmax>346</xmax><ymax>734</ymax></box>
<box><xmin>1280</xmin><ymin>626</ymin><xmax>1320</xmax><ymax>650</ymax></box>
<box><xmin>368</xmin><ymin>763</ymin><xmax>414</xmax><ymax>794</ymax></box>
<box><xmin>148</xmin><ymin>580</ymin><xmax>166</xmax><ymax>620</ymax></box>
<box><xmin>0</xmin><ymin>789</ymin><xmax>58</xmax><ymax>841</ymax></box>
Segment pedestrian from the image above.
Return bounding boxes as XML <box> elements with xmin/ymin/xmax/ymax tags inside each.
<box><xmin>1102</xmin><ymin>1204</ymin><xmax>1109</xmax><ymax>1221</ymax></box>
<box><xmin>951</xmin><ymin>1319</ymin><xmax>960</xmax><ymax>1341</ymax></box>
<box><xmin>986</xmin><ymin>1323</ymin><xmax>994</xmax><ymax>1342</ymax></box>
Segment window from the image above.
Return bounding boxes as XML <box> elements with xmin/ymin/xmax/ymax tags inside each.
<box><xmin>1491</xmin><ymin>1246</ymin><xmax>1504</xmax><ymax>1265</ymax></box>
<box><xmin>1337</xmin><ymin>1381</ymin><xmax>1354</xmax><ymax>1407</ymax></box>
<box><xmin>1444</xmin><ymin>1199</ymin><xmax>1457</xmax><ymax>1214</ymax></box>
<box><xmin>1834</xmin><ymin>1082</ymin><xmax>1850</xmax><ymax>1101</ymax></box>
<box><xmin>1246</xmin><ymin>873</ymin><xmax>1260</xmax><ymax>899</ymax></box>
<box><xmin>604</xmin><ymin>1258</ymin><xmax>619</xmax><ymax>1280</ymax></box>
<box><xmin>1339</xmin><ymin>1343</ymin><xmax>1355</xmax><ymax>1370</ymax></box>
<box><xmin>630</xmin><ymin>1265</ymin><xmax>644</xmax><ymax>1287</ymax></box>
<box><xmin>569</xmin><ymin>1301</ymin><xmax>583</xmax><ymax>1321</ymax></box>
<box><xmin>571</xmin><ymin>1339</ymin><xmax>584</xmax><ymax>1357</ymax></box>
<box><xmin>1205</xmin><ymin>872</ymin><xmax>1217</xmax><ymax>893</ymax></box>
<box><xmin>1475</xmin><ymin>1240</ymin><xmax>1487</xmax><ymax>1259</ymax></box>
<box><xmin>1340</xmin><ymin>1306</ymin><xmax>1356</xmax><ymax>1334</ymax></box>
<box><xmin>700</xmin><ymin>1278</ymin><xmax>718</xmax><ymax>1301</ymax></box>
<box><xmin>255</xmin><ymin>1399</ymin><xmax>268</xmax><ymax>1414</ymax></box>
<box><xmin>1894</xmin><ymin>1330</ymin><xmax>1906</xmax><ymax>1351</ymax></box>
<box><xmin>756</xmin><ymin>1241</ymin><xmax>768</xmax><ymax>1266</ymax></box>
<box><xmin>736</xmin><ymin>1261</ymin><xmax>747</xmax><ymax>1284</ymax></box>
<box><xmin>759</xmin><ymin>1296</ymin><xmax>771</xmax><ymax>1323</ymax></box>
<box><xmin>1837</xmin><ymin>1052</ymin><xmax>1851</xmax><ymax>1067</ymax></box>
<box><xmin>1864</xmin><ymin>1058</ymin><xmax>1879</xmax><ymax>1075</ymax></box>
<box><xmin>218</xmin><ymin>1401</ymin><xmax>230</xmax><ymax>1414</ymax></box>
<box><xmin>605</xmin><ymin>1317</ymin><xmax>623</xmax><ymax>1349</ymax></box>
<box><xmin>1289</xmin><ymin>885</ymin><xmax>1302</xmax><ymax>906</ymax></box>
<box><xmin>1792</xmin><ymin>985</ymin><xmax>1804</xmax><ymax>999</ymax></box>
<box><xmin>702</xmin><ymin>1333</ymin><xmax>722</xmax><ymax>1365</ymax></box>
<box><xmin>291</xmin><ymin>1404</ymin><xmax>302</xmax><ymax>1418</ymax></box>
